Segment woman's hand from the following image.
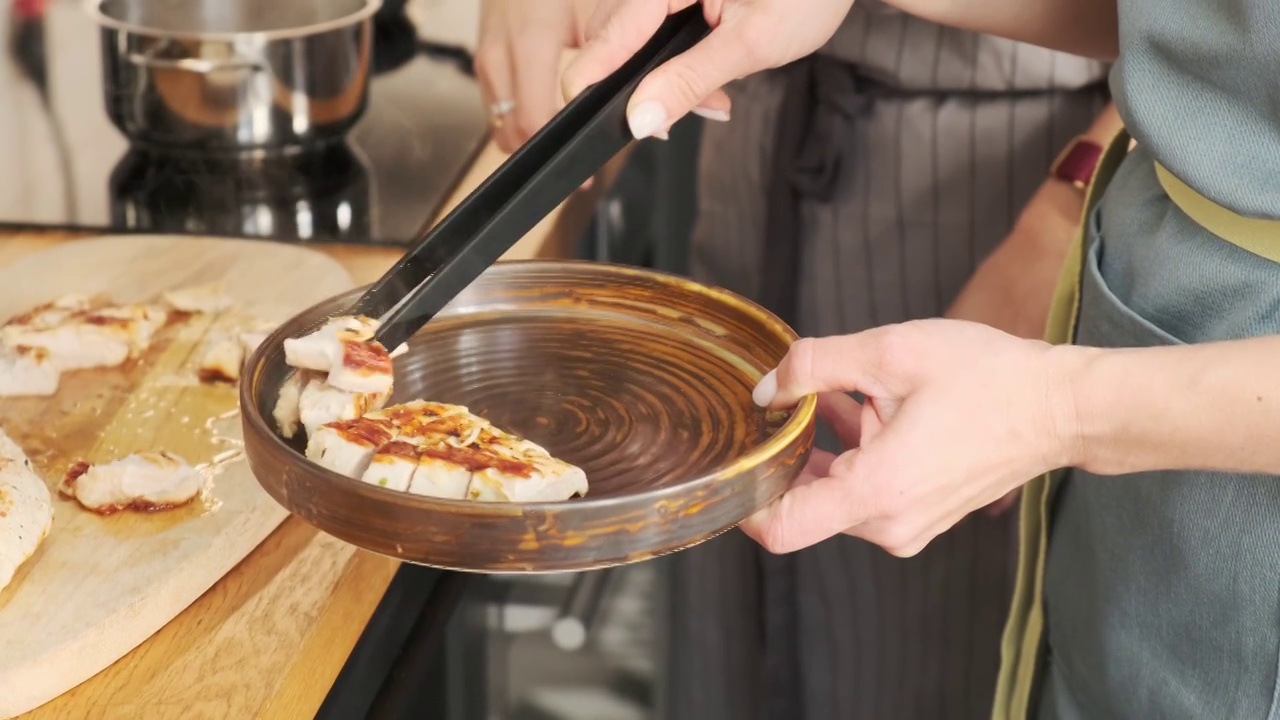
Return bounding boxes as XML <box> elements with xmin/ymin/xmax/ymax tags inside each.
<box><xmin>561</xmin><ymin>0</ymin><xmax>854</xmax><ymax>139</ymax></box>
<box><xmin>476</xmin><ymin>0</ymin><xmax>597</xmax><ymax>152</ymax></box>
<box><xmin>740</xmin><ymin>320</ymin><xmax>1082</xmax><ymax>557</ymax></box>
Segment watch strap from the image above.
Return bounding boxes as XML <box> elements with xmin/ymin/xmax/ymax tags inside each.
<box><xmin>1050</xmin><ymin>136</ymin><xmax>1104</xmax><ymax>189</ymax></box>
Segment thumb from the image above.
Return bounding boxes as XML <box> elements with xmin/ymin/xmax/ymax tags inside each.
<box><xmin>753</xmin><ymin>329</ymin><xmax>910</xmax><ymax>410</ymax></box>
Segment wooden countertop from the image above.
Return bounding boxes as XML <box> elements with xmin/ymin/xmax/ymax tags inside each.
<box><xmin>8</xmin><ymin>140</ymin><xmax>611</xmax><ymax>719</ymax></box>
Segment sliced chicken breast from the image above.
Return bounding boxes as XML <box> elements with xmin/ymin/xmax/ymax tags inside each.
<box><xmin>196</xmin><ymin>331</ymin><xmax>245</xmax><ymax>384</ymax></box>
<box><xmin>0</xmin><ymin>427</ymin><xmax>54</xmax><ymax>594</ymax></box>
<box><xmin>273</xmin><ymin>370</ymin><xmax>308</xmax><ymax>439</ymax></box>
<box><xmin>283</xmin><ymin>315</ymin><xmax>381</xmax><ymax>371</ymax></box>
<box><xmin>162</xmin><ymin>283</ymin><xmax>232</xmax><ymax>314</ymax></box>
<box><xmin>464</xmin><ymin>429</ymin><xmax>588</xmax><ymax>502</ymax></box>
<box><xmin>2</xmin><ymin>302</ymin><xmax>168</xmax><ymax>370</ymax></box>
<box><xmin>359</xmin><ymin>440</ymin><xmax>421</xmax><ymax>491</ymax></box>
<box><xmin>284</xmin><ymin>315</ymin><xmax>406</xmax><ymax>370</ymax></box>
<box><xmin>325</xmin><ymin>337</ymin><xmax>394</xmax><ymax>394</ymax></box>
<box><xmin>371</xmin><ymin>401</ymin><xmax>482</xmax><ymax>446</ymax></box>
<box><xmin>88</xmin><ymin>304</ymin><xmax>169</xmax><ymax>355</ymax></box>
<box><xmin>407</xmin><ymin>446</ymin><xmax>475</xmax><ymax>500</ymax></box>
<box><xmin>298</xmin><ymin>376</ymin><xmax>390</xmax><ymax>440</ymax></box>
<box><xmin>1</xmin><ymin>294</ymin><xmax>92</xmax><ymax>338</ymax></box>
<box><xmin>305</xmin><ymin>417</ymin><xmax>395</xmax><ymax>477</ymax></box>
<box><xmin>0</xmin><ymin>345</ymin><xmax>60</xmax><ymax>397</ymax></box>
<box><xmin>5</xmin><ymin>323</ymin><xmax>131</xmax><ymax>371</ymax></box>
<box><xmin>59</xmin><ymin>452</ymin><xmax>204</xmax><ymax>514</ymax></box>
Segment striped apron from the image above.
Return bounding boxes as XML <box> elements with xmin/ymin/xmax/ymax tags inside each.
<box><xmin>656</xmin><ymin>6</ymin><xmax>1110</xmax><ymax>719</ymax></box>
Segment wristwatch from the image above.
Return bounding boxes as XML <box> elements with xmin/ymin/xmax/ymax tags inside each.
<box><xmin>1050</xmin><ymin>136</ymin><xmax>1104</xmax><ymax>190</ymax></box>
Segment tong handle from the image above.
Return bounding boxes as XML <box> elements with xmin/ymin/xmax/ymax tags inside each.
<box><xmin>357</xmin><ymin>6</ymin><xmax>712</xmax><ymax>350</ymax></box>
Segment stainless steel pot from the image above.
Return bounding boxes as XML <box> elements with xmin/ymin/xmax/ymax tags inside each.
<box><xmin>88</xmin><ymin>0</ymin><xmax>382</xmax><ymax>152</ymax></box>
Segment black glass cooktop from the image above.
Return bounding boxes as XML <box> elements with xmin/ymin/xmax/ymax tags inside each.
<box><xmin>0</xmin><ymin>0</ymin><xmax>488</xmax><ymax>246</ymax></box>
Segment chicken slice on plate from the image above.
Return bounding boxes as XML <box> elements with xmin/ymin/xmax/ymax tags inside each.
<box><xmin>358</xmin><ymin>440</ymin><xmax>421</xmax><ymax>491</ymax></box>
<box><xmin>273</xmin><ymin>370</ymin><xmax>309</xmax><ymax>439</ymax></box>
<box><xmin>0</xmin><ymin>427</ymin><xmax>54</xmax><ymax>593</ymax></box>
<box><xmin>59</xmin><ymin>451</ymin><xmax>204</xmax><ymax>514</ymax></box>
<box><xmin>368</xmin><ymin>400</ymin><xmax>471</xmax><ymax>426</ymax></box>
<box><xmin>283</xmin><ymin>315</ymin><xmax>406</xmax><ymax>379</ymax></box>
<box><xmin>0</xmin><ymin>345</ymin><xmax>60</xmax><ymax>397</ymax></box>
<box><xmin>370</xmin><ymin>401</ymin><xmax>484</xmax><ymax>446</ymax></box>
<box><xmin>465</xmin><ymin>429</ymin><xmax>588</xmax><ymax>502</ymax></box>
<box><xmin>325</xmin><ymin>337</ymin><xmax>394</xmax><ymax>394</ymax></box>
<box><xmin>297</xmin><ymin>375</ymin><xmax>391</xmax><ymax>439</ymax></box>
<box><xmin>407</xmin><ymin>444</ymin><xmax>479</xmax><ymax>500</ymax></box>
<box><xmin>283</xmin><ymin>315</ymin><xmax>381</xmax><ymax>371</ymax></box>
<box><xmin>161</xmin><ymin>283</ymin><xmax>232</xmax><ymax>314</ymax></box>
<box><xmin>305</xmin><ymin>417</ymin><xmax>395</xmax><ymax>477</ymax></box>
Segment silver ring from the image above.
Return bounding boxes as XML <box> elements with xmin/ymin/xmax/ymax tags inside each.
<box><xmin>489</xmin><ymin>99</ymin><xmax>517</xmax><ymax>117</ymax></box>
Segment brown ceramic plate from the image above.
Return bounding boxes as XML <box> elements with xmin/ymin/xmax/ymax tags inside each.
<box><xmin>241</xmin><ymin>260</ymin><xmax>815</xmax><ymax>572</ymax></box>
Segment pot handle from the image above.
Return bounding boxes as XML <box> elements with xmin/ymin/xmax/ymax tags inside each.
<box><xmin>127</xmin><ymin>43</ymin><xmax>263</xmax><ymax>74</ymax></box>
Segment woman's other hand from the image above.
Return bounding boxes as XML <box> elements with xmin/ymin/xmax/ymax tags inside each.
<box><xmin>740</xmin><ymin>320</ymin><xmax>1084</xmax><ymax>557</ymax></box>
<box><xmin>561</xmin><ymin>0</ymin><xmax>855</xmax><ymax>139</ymax></box>
<box><xmin>476</xmin><ymin>0</ymin><xmax>596</xmax><ymax>152</ymax></box>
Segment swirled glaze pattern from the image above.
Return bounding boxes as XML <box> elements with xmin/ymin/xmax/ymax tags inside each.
<box><xmin>243</xmin><ymin>261</ymin><xmax>816</xmax><ymax>572</ymax></box>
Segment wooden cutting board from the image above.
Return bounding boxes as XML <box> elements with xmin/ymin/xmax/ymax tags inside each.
<box><xmin>0</xmin><ymin>235</ymin><xmax>354</xmax><ymax>719</ymax></box>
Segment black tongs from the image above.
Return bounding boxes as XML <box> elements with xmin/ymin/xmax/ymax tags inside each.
<box><xmin>352</xmin><ymin>6</ymin><xmax>712</xmax><ymax>351</ymax></box>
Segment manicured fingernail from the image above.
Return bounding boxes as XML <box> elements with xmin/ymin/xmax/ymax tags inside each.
<box><xmin>691</xmin><ymin>106</ymin><xmax>730</xmax><ymax>122</ymax></box>
<box><xmin>628</xmin><ymin>100</ymin><xmax>667</xmax><ymax>139</ymax></box>
<box><xmin>752</xmin><ymin>369</ymin><xmax>778</xmax><ymax>407</ymax></box>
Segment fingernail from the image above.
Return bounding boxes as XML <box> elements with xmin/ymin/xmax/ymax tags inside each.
<box><xmin>653</xmin><ymin>130</ymin><xmax>669</xmax><ymax>141</ymax></box>
<box><xmin>691</xmin><ymin>106</ymin><xmax>731</xmax><ymax>122</ymax></box>
<box><xmin>752</xmin><ymin>369</ymin><xmax>778</xmax><ymax>408</ymax></box>
<box><xmin>628</xmin><ymin>100</ymin><xmax>667</xmax><ymax>139</ymax></box>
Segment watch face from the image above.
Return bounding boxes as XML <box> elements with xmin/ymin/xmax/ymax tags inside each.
<box><xmin>1053</xmin><ymin>138</ymin><xmax>1105</xmax><ymax>188</ymax></box>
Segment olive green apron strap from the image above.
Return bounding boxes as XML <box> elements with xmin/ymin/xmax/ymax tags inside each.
<box><xmin>991</xmin><ymin>128</ymin><xmax>1133</xmax><ymax>720</ymax></box>
<box><xmin>1153</xmin><ymin>163</ymin><xmax>1280</xmax><ymax>265</ymax></box>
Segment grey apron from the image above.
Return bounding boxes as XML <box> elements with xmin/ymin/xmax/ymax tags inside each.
<box><xmin>1035</xmin><ymin>147</ymin><xmax>1280</xmax><ymax>719</ymax></box>
<box><xmin>657</xmin><ymin>5</ymin><xmax>1111</xmax><ymax>719</ymax></box>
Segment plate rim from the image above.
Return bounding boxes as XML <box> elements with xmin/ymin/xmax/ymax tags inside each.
<box><xmin>241</xmin><ymin>258</ymin><xmax>818</xmax><ymax>515</ymax></box>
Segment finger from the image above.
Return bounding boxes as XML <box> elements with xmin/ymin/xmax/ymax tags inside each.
<box><xmin>509</xmin><ymin>31</ymin><xmax>567</xmax><ymax>146</ymax></box>
<box><xmin>562</xmin><ymin>0</ymin><xmax>686</xmax><ymax>102</ymax></box>
<box><xmin>816</xmin><ymin>392</ymin><xmax>862</xmax><ymax>450</ymax></box>
<box><xmin>739</xmin><ymin>452</ymin><xmax>871</xmax><ymax>554</ymax></box>
<box><xmin>691</xmin><ymin>88</ymin><xmax>733</xmax><ymax>123</ymax></box>
<box><xmin>801</xmin><ymin>447</ymin><xmax>839</xmax><ymax>480</ymax></box>
<box><xmin>620</xmin><ymin>26</ymin><xmax>753</xmax><ymax>138</ymax></box>
<box><xmin>753</xmin><ymin>327</ymin><xmax>912</xmax><ymax>409</ymax></box>
<box><xmin>739</xmin><ymin>449</ymin><xmax>835</xmax><ymax>539</ymax></box>
<box><xmin>474</xmin><ymin>38</ymin><xmax>521</xmax><ymax>153</ymax></box>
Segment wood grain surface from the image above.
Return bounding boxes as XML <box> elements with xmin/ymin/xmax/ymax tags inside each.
<box><xmin>0</xmin><ymin>235</ymin><xmax>354</xmax><ymax>719</ymax></box>
<box><xmin>2</xmin><ymin>136</ymin><xmax>621</xmax><ymax>719</ymax></box>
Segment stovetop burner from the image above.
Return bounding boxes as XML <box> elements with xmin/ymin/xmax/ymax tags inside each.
<box><xmin>0</xmin><ymin>0</ymin><xmax>488</xmax><ymax>246</ymax></box>
<box><xmin>108</xmin><ymin>141</ymin><xmax>373</xmax><ymax>242</ymax></box>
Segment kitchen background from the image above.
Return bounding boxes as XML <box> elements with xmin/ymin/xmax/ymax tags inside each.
<box><xmin>0</xmin><ymin>0</ymin><xmax>704</xmax><ymax>718</ymax></box>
